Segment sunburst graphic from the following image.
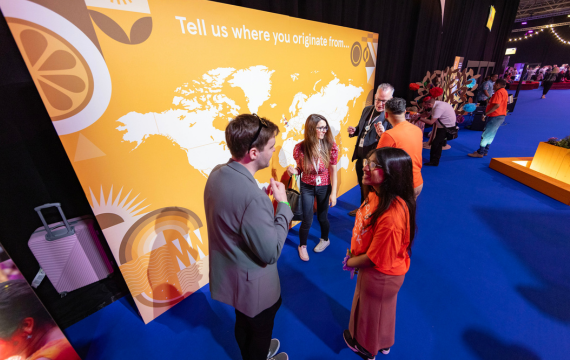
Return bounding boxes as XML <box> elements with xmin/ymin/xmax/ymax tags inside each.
<box><xmin>89</xmin><ymin>185</ymin><xmax>149</xmax><ymax>230</ymax></box>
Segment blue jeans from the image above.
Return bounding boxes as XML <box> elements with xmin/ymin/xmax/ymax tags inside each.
<box><xmin>477</xmin><ymin>115</ymin><xmax>506</xmax><ymax>155</ymax></box>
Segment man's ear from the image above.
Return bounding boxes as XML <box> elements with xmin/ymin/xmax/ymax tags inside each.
<box><xmin>21</xmin><ymin>317</ymin><xmax>34</xmax><ymax>335</ymax></box>
<box><xmin>248</xmin><ymin>147</ymin><xmax>258</xmax><ymax>160</ymax></box>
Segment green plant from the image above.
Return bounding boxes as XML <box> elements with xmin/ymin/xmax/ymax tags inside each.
<box><xmin>547</xmin><ymin>136</ymin><xmax>570</xmax><ymax>149</ymax></box>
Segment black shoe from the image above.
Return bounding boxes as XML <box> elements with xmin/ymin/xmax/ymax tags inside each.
<box><xmin>423</xmin><ymin>162</ymin><xmax>438</xmax><ymax>166</ymax></box>
<box><xmin>343</xmin><ymin>330</ymin><xmax>375</xmax><ymax>359</ymax></box>
<box><xmin>348</xmin><ymin>209</ymin><xmax>358</xmax><ymax>217</ymax></box>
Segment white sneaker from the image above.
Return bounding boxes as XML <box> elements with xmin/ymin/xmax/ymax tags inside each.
<box><xmin>269</xmin><ymin>353</ymin><xmax>288</xmax><ymax>360</ymax></box>
<box><xmin>267</xmin><ymin>339</ymin><xmax>280</xmax><ymax>358</ymax></box>
<box><xmin>314</xmin><ymin>239</ymin><xmax>330</xmax><ymax>253</ymax></box>
<box><xmin>380</xmin><ymin>347</ymin><xmax>390</xmax><ymax>355</ymax></box>
<box><xmin>298</xmin><ymin>246</ymin><xmax>309</xmax><ymax>261</ymax></box>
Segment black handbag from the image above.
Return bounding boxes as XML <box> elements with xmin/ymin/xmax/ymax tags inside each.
<box><xmin>438</xmin><ymin>119</ymin><xmax>459</xmax><ymax>141</ymax></box>
<box><xmin>286</xmin><ymin>175</ymin><xmax>303</xmax><ymax>221</ymax></box>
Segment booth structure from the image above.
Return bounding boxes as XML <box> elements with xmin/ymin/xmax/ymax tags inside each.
<box><xmin>507</xmin><ymin>81</ymin><xmax>540</xmax><ymax>90</ymax></box>
<box><xmin>466</xmin><ymin>60</ymin><xmax>496</xmax><ymax>84</ymax></box>
<box><xmin>490</xmin><ymin>142</ymin><xmax>570</xmax><ymax>205</ymax></box>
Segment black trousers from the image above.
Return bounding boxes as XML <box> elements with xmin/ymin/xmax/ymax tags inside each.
<box><xmin>543</xmin><ymin>81</ymin><xmax>554</xmax><ymax>96</ymax></box>
<box><xmin>299</xmin><ymin>181</ymin><xmax>331</xmax><ymax>246</ymax></box>
<box><xmin>429</xmin><ymin>128</ymin><xmax>448</xmax><ymax>165</ymax></box>
<box><xmin>235</xmin><ymin>297</ymin><xmax>282</xmax><ymax>360</ymax></box>
<box><xmin>355</xmin><ymin>158</ymin><xmax>365</xmax><ymax>204</ymax></box>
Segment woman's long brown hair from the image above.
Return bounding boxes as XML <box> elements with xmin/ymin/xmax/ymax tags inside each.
<box><xmin>301</xmin><ymin>114</ymin><xmax>335</xmax><ymax>172</ymax></box>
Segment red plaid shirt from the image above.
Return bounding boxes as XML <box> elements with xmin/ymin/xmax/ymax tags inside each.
<box><xmin>293</xmin><ymin>141</ymin><xmax>339</xmax><ymax>186</ymax></box>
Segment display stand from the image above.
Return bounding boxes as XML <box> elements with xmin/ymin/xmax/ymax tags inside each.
<box><xmin>490</xmin><ymin>142</ymin><xmax>570</xmax><ymax>205</ymax></box>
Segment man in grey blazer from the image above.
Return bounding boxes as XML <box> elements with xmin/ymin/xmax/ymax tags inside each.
<box><xmin>204</xmin><ymin>113</ymin><xmax>293</xmax><ymax>360</ymax></box>
<box><xmin>347</xmin><ymin>83</ymin><xmax>394</xmax><ymax>215</ymax></box>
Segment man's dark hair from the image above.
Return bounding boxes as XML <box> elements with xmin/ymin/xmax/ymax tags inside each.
<box><xmin>0</xmin><ymin>280</ymin><xmax>54</xmax><ymax>339</ymax></box>
<box><xmin>385</xmin><ymin>98</ymin><xmax>407</xmax><ymax>115</ymax></box>
<box><xmin>495</xmin><ymin>78</ymin><xmax>507</xmax><ymax>87</ymax></box>
<box><xmin>225</xmin><ymin>114</ymin><xmax>279</xmax><ymax>160</ymax></box>
<box><xmin>491</xmin><ymin>73</ymin><xmax>499</xmax><ymax>78</ymax></box>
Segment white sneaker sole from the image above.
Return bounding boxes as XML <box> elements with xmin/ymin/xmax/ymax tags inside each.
<box><xmin>314</xmin><ymin>241</ymin><xmax>330</xmax><ymax>253</ymax></box>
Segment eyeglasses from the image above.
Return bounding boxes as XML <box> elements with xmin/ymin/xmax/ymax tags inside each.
<box><xmin>248</xmin><ymin>113</ymin><xmax>268</xmax><ymax>150</ymax></box>
<box><xmin>316</xmin><ymin>126</ymin><xmax>328</xmax><ymax>132</ymax></box>
<box><xmin>374</xmin><ymin>98</ymin><xmax>389</xmax><ymax>104</ymax></box>
<box><xmin>363</xmin><ymin>159</ymin><xmax>381</xmax><ymax>171</ymax></box>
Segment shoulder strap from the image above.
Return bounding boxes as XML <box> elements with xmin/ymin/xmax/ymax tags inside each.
<box><xmin>437</xmin><ymin>118</ymin><xmax>449</xmax><ymax>130</ymax></box>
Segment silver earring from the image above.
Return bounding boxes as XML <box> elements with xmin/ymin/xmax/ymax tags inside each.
<box><xmin>27</xmin><ymin>334</ymin><xmax>32</xmax><ymax>339</ymax></box>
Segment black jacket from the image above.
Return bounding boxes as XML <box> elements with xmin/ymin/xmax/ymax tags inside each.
<box><xmin>350</xmin><ymin>105</ymin><xmax>392</xmax><ymax>161</ymax></box>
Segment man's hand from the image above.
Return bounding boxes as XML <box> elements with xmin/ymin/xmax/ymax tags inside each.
<box><xmin>482</xmin><ymin>115</ymin><xmax>486</xmax><ymax>122</ymax></box>
<box><xmin>348</xmin><ymin>126</ymin><xmax>356</xmax><ymax>135</ymax></box>
<box><xmin>270</xmin><ymin>178</ymin><xmax>287</xmax><ymax>203</ymax></box>
<box><xmin>329</xmin><ymin>194</ymin><xmax>337</xmax><ymax>207</ymax></box>
<box><xmin>374</xmin><ymin>122</ymin><xmax>385</xmax><ymax>136</ymax></box>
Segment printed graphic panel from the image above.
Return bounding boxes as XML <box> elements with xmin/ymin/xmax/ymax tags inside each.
<box><xmin>0</xmin><ymin>252</ymin><xmax>81</xmax><ymax>359</ymax></box>
<box><xmin>1</xmin><ymin>0</ymin><xmax>377</xmax><ymax>323</ymax></box>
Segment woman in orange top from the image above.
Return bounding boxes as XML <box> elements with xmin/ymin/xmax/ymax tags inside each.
<box><xmin>0</xmin><ymin>280</ymin><xmax>81</xmax><ymax>360</ymax></box>
<box><xmin>342</xmin><ymin>147</ymin><xmax>417</xmax><ymax>359</ymax></box>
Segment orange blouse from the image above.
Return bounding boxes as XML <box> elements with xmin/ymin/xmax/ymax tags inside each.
<box><xmin>28</xmin><ymin>338</ymin><xmax>81</xmax><ymax>360</ymax></box>
<box><xmin>350</xmin><ymin>192</ymin><xmax>410</xmax><ymax>276</ymax></box>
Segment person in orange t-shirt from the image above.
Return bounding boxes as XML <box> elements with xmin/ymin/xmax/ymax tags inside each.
<box><xmin>342</xmin><ymin>147</ymin><xmax>417</xmax><ymax>359</ymax></box>
<box><xmin>376</xmin><ymin>97</ymin><xmax>424</xmax><ymax>198</ymax></box>
<box><xmin>468</xmin><ymin>78</ymin><xmax>509</xmax><ymax>158</ymax></box>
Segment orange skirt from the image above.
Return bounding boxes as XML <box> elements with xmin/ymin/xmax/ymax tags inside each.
<box><xmin>349</xmin><ymin>267</ymin><xmax>405</xmax><ymax>355</ymax></box>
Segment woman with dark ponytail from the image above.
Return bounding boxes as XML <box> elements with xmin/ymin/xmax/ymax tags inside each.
<box><xmin>342</xmin><ymin>147</ymin><xmax>417</xmax><ymax>359</ymax></box>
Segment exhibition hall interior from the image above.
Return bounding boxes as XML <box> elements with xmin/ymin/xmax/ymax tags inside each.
<box><xmin>1</xmin><ymin>0</ymin><xmax>569</xmax><ymax>359</ymax></box>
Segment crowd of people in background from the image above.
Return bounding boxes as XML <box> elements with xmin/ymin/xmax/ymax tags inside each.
<box><xmin>503</xmin><ymin>64</ymin><xmax>570</xmax><ymax>99</ymax></box>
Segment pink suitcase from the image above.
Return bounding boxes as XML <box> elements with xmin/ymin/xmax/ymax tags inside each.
<box><xmin>28</xmin><ymin>203</ymin><xmax>113</xmax><ymax>296</ymax></box>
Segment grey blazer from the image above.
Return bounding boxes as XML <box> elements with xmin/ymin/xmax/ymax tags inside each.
<box><xmin>350</xmin><ymin>105</ymin><xmax>392</xmax><ymax>161</ymax></box>
<box><xmin>204</xmin><ymin>160</ymin><xmax>293</xmax><ymax>318</ymax></box>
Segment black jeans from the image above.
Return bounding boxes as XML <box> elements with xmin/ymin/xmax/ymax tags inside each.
<box><xmin>543</xmin><ymin>81</ymin><xmax>554</xmax><ymax>95</ymax></box>
<box><xmin>355</xmin><ymin>158</ymin><xmax>365</xmax><ymax>204</ymax></box>
<box><xmin>235</xmin><ymin>297</ymin><xmax>282</xmax><ymax>360</ymax></box>
<box><xmin>299</xmin><ymin>181</ymin><xmax>331</xmax><ymax>246</ymax></box>
<box><xmin>429</xmin><ymin>127</ymin><xmax>448</xmax><ymax>165</ymax></box>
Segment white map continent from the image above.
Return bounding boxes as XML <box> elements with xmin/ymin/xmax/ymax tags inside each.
<box><xmin>117</xmin><ymin>66</ymin><xmax>274</xmax><ymax>176</ymax></box>
<box><xmin>279</xmin><ymin>78</ymin><xmax>363</xmax><ymax>168</ymax></box>
<box><xmin>228</xmin><ymin>65</ymin><xmax>275</xmax><ymax>114</ymax></box>
<box><xmin>284</xmin><ymin>78</ymin><xmax>363</xmax><ymax>139</ymax></box>
<box><xmin>117</xmin><ymin>66</ymin><xmax>359</xmax><ymax>177</ymax></box>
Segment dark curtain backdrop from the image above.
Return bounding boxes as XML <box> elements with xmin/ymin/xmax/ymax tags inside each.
<box><xmin>507</xmin><ymin>17</ymin><xmax>570</xmax><ymax>66</ymax></box>
<box><xmin>0</xmin><ymin>0</ymin><xmax>518</xmax><ymax>328</ymax></box>
<box><xmin>214</xmin><ymin>0</ymin><xmax>519</xmax><ymax>95</ymax></box>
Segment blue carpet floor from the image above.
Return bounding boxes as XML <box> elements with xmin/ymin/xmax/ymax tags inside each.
<box><xmin>65</xmin><ymin>88</ymin><xmax>570</xmax><ymax>360</ymax></box>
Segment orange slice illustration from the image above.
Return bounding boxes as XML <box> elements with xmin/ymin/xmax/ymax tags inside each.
<box><xmin>7</xmin><ymin>18</ymin><xmax>94</xmax><ymax>121</ymax></box>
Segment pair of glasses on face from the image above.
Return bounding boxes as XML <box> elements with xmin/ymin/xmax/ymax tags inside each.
<box><xmin>316</xmin><ymin>126</ymin><xmax>328</xmax><ymax>132</ymax></box>
<box><xmin>374</xmin><ymin>98</ymin><xmax>388</xmax><ymax>104</ymax></box>
<box><xmin>249</xmin><ymin>113</ymin><xmax>268</xmax><ymax>150</ymax></box>
<box><xmin>363</xmin><ymin>159</ymin><xmax>381</xmax><ymax>171</ymax></box>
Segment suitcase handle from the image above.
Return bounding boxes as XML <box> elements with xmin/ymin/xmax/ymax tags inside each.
<box><xmin>34</xmin><ymin>203</ymin><xmax>75</xmax><ymax>241</ymax></box>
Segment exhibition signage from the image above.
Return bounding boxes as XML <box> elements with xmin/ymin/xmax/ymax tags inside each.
<box><xmin>0</xmin><ymin>0</ymin><xmax>377</xmax><ymax>323</ymax></box>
